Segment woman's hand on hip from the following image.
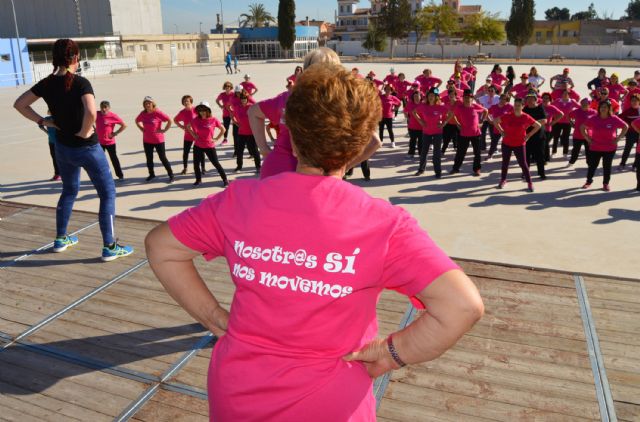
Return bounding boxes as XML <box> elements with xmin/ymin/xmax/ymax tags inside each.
<box><xmin>209</xmin><ymin>306</ymin><xmax>229</xmax><ymax>338</ymax></box>
<box><xmin>343</xmin><ymin>338</ymin><xmax>398</xmax><ymax>378</ymax></box>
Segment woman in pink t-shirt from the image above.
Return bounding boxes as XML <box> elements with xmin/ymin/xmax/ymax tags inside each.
<box><xmin>551</xmin><ymin>90</ymin><xmax>579</xmax><ymax>158</ymax></box>
<box><xmin>403</xmin><ymin>90</ymin><xmax>424</xmax><ymax>157</ymax></box>
<box><xmin>288</xmin><ymin>65</ymin><xmax>303</xmax><ymax>83</ymax></box>
<box><xmin>493</xmin><ymin>97</ymin><xmax>541</xmax><ymax>191</ymax></box>
<box><xmin>568</xmin><ymin>98</ymin><xmax>597</xmax><ymax>166</ymax></box>
<box><xmin>240</xmin><ymin>74</ymin><xmax>258</xmax><ymax>97</ymax></box>
<box><xmin>413</xmin><ymin>88</ymin><xmax>448</xmax><ymax>178</ymax></box>
<box><xmin>231</xmin><ymin>93</ymin><xmax>261</xmax><ymax>173</ymax></box>
<box><xmin>173</xmin><ymin>95</ymin><xmax>204</xmax><ymax>176</ymax></box>
<box><xmin>580</xmin><ymin>101</ymin><xmax>628</xmax><ymax>191</ymax></box>
<box><xmin>486</xmin><ymin>94</ymin><xmax>514</xmax><ymax>159</ymax></box>
<box><xmin>96</xmin><ymin>100</ymin><xmax>126</xmax><ymax>180</ymax></box>
<box><xmin>146</xmin><ymin>64</ymin><xmax>483</xmax><ymax>422</ymax></box>
<box><xmin>135</xmin><ymin>96</ymin><xmax>174</xmax><ymax>183</ymax></box>
<box><xmin>541</xmin><ymin>93</ymin><xmax>564</xmax><ymax>162</ymax></box>
<box><xmin>215</xmin><ymin>82</ymin><xmax>235</xmax><ymax>145</ymax></box>
<box><xmin>441</xmin><ymin>89</ymin><xmax>461</xmax><ymax>155</ymax></box>
<box><xmin>187</xmin><ymin>101</ymin><xmax>228</xmax><ymax>187</ymax></box>
<box><xmin>449</xmin><ymin>89</ymin><xmax>488</xmax><ymax>176</ymax></box>
<box><xmin>379</xmin><ymin>84</ymin><xmax>402</xmax><ymax>148</ymax></box>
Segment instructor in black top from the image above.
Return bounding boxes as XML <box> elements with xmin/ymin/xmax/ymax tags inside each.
<box><xmin>523</xmin><ymin>92</ymin><xmax>548</xmax><ymax>180</ymax></box>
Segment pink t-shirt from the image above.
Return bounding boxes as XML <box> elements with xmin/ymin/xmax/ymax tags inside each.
<box><xmin>551</xmin><ymin>89</ymin><xmax>580</xmax><ymax>101</ymax></box>
<box><xmin>582</xmin><ymin>115</ymin><xmax>627</xmax><ymax>151</ymax></box>
<box><xmin>543</xmin><ymin>104</ymin><xmax>563</xmax><ymax>132</ymax></box>
<box><xmin>569</xmin><ymin>108</ymin><xmax>597</xmax><ymax>140</ymax></box>
<box><xmin>240</xmin><ymin>81</ymin><xmax>257</xmax><ymax>95</ymax></box>
<box><xmin>499</xmin><ymin>112</ymin><xmax>537</xmax><ymax>147</ymax></box>
<box><xmin>622</xmin><ymin>87</ymin><xmax>640</xmax><ymax>110</ymax></box>
<box><xmin>404</xmin><ymin>101</ymin><xmax>423</xmax><ymax>131</ymax></box>
<box><xmin>464</xmin><ymin>66</ymin><xmax>478</xmax><ymax>81</ymax></box>
<box><xmin>414</xmin><ymin>103</ymin><xmax>448</xmax><ymax>135</ymax></box>
<box><xmin>440</xmin><ymin>88</ymin><xmax>463</xmax><ymax>102</ymax></box>
<box><xmin>259</xmin><ymin>91</ymin><xmax>298</xmax><ymax>180</ymax></box>
<box><xmin>416</xmin><ymin>76</ymin><xmax>442</xmax><ymax>92</ymax></box>
<box><xmin>490</xmin><ymin>72</ymin><xmax>507</xmax><ymax>86</ymax></box>
<box><xmin>190</xmin><ymin>116</ymin><xmax>223</xmax><ymax>148</ymax></box>
<box><xmin>216</xmin><ymin>91</ymin><xmax>235</xmax><ymax>118</ymax></box>
<box><xmin>607</xmin><ymin>84</ymin><xmax>627</xmax><ymax>101</ymax></box>
<box><xmin>232</xmin><ymin>102</ymin><xmax>252</xmax><ymax>136</ymax></box>
<box><xmin>167</xmin><ymin>172</ymin><xmax>459</xmax><ymax>421</ymax></box>
<box><xmin>379</xmin><ymin>94</ymin><xmax>402</xmax><ymax>119</ymax></box>
<box><xmin>135</xmin><ymin>110</ymin><xmax>170</xmax><ymax>144</ymax></box>
<box><xmin>488</xmin><ymin>103</ymin><xmax>514</xmax><ymax>134</ymax></box>
<box><xmin>393</xmin><ymin>80</ymin><xmax>412</xmax><ymax>99</ymax></box>
<box><xmin>453</xmin><ymin>103</ymin><xmax>485</xmax><ymax>137</ymax></box>
<box><xmin>383</xmin><ymin>74</ymin><xmax>398</xmax><ymax>87</ymax></box>
<box><xmin>509</xmin><ymin>83</ymin><xmax>530</xmax><ymax>99</ymax></box>
<box><xmin>95</xmin><ymin>111</ymin><xmax>124</xmax><ymax>146</ymax></box>
<box><xmin>174</xmin><ymin>108</ymin><xmax>197</xmax><ymax>141</ymax></box>
<box><xmin>551</xmin><ymin>99</ymin><xmax>579</xmax><ymax>124</ymax></box>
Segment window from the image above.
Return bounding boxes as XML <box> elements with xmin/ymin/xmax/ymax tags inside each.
<box><xmin>178</xmin><ymin>43</ymin><xmax>182</xmax><ymax>50</ymax></box>
<box><xmin>340</xmin><ymin>5</ymin><xmax>343</xmax><ymax>13</ymax></box>
<box><xmin>546</xmin><ymin>31</ymin><xmax>552</xmax><ymax>39</ymax></box>
<box><xmin>126</xmin><ymin>45</ymin><xmax>134</xmax><ymax>52</ymax></box>
<box><xmin>156</xmin><ymin>44</ymin><xmax>164</xmax><ymax>51</ymax></box>
<box><xmin>535</xmin><ymin>31</ymin><xmax>542</xmax><ymax>41</ymax></box>
<box><xmin>192</xmin><ymin>42</ymin><xmax>196</xmax><ymax>49</ymax></box>
<box><xmin>139</xmin><ymin>44</ymin><xmax>148</xmax><ymax>52</ymax></box>
<box><xmin>216</xmin><ymin>42</ymin><xmax>221</xmax><ymax>48</ymax></box>
<box><xmin>1</xmin><ymin>54</ymin><xmax>10</xmax><ymax>62</ymax></box>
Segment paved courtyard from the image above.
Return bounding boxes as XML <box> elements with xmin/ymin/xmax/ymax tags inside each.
<box><xmin>0</xmin><ymin>60</ymin><xmax>638</xmax><ymax>279</ymax></box>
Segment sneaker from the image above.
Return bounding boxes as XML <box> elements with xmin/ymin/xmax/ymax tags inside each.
<box><xmin>527</xmin><ymin>182</ymin><xmax>534</xmax><ymax>192</ymax></box>
<box><xmin>180</xmin><ymin>168</ymin><xmax>187</xmax><ymax>175</ymax></box>
<box><xmin>497</xmin><ymin>180</ymin><xmax>506</xmax><ymax>189</ymax></box>
<box><xmin>617</xmin><ymin>165</ymin><xmax>625</xmax><ymax>171</ymax></box>
<box><xmin>435</xmin><ymin>173</ymin><xmax>442</xmax><ymax>179</ymax></box>
<box><xmin>567</xmin><ymin>161</ymin><xmax>574</xmax><ymax>167</ymax></box>
<box><xmin>603</xmin><ymin>184</ymin><xmax>611</xmax><ymax>192</ymax></box>
<box><xmin>414</xmin><ymin>170</ymin><xmax>424</xmax><ymax>176</ymax></box>
<box><xmin>582</xmin><ymin>183</ymin><xmax>591</xmax><ymax>189</ymax></box>
<box><xmin>51</xmin><ymin>175</ymin><xmax>61</xmax><ymax>181</ymax></box>
<box><xmin>233</xmin><ymin>166</ymin><xmax>242</xmax><ymax>172</ymax></box>
<box><xmin>221</xmin><ymin>139</ymin><xmax>228</xmax><ymax>145</ymax></box>
<box><xmin>101</xmin><ymin>242</ymin><xmax>133</xmax><ymax>262</ymax></box>
<box><xmin>193</xmin><ymin>180</ymin><xmax>201</xmax><ymax>186</ymax></box>
<box><xmin>363</xmin><ymin>176</ymin><xmax>371</xmax><ymax>181</ymax></box>
<box><xmin>390</xmin><ymin>142</ymin><xmax>396</xmax><ymax>149</ymax></box>
<box><xmin>449</xmin><ymin>169</ymin><xmax>459</xmax><ymax>175</ymax></box>
<box><xmin>473</xmin><ymin>169</ymin><xmax>481</xmax><ymax>177</ymax></box>
<box><xmin>223</xmin><ymin>180</ymin><xmax>229</xmax><ymax>187</ymax></box>
<box><xmin>168</xmin><ymin>175</ymin><xmax>175</xmax><ymax>184</ymax></box>
<box><xmin>53</xmin><ymin>235</ymin><xmax>78</xmax><ymax>253</ymax></box>
<box><xmin>145</xmin><ymin>174</ymin><xmax>155</xmax><ymax>182</ymax></box>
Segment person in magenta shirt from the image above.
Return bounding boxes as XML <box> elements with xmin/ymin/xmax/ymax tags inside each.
<box><xmin>590</xmin><ymin>88</ymin><xmax>620</xmax><ymax>114</ymax></box>
<box><xmin>227</xmin><ymin>86</ymin><xmax>256</xmax><ymax>159</ymax></box>
<box><xmin>174</xmin><ymin>95</ymin><xmax>205</xmax><ymax>176</ymax></box>
<box><xmin>145</xmin><ymin>64</ymin><xmax>484</xmax><ymax>422</ymax></box>
<box><xmin>383</xmin><ymin>67</ymin><xmax>398</xmax><ymax>87</ymax></box>
<box><xmin>551</xmin><ymin>83</ymin><xmax>580</xmax><ymax>102</ymax></box>
<box><xmin>618</xmin><ymin>94</ymin><xmax>640</xmax><ymax>170</ymax></box>
<box><xmin>379</xmin><ymin>84</ymin><xmax>402</xmax><ymax>148</ymax></box>
<box><xmin>232</xmin><ymin>93</ymin><xmax>261</xmax><ymax>173</ymax></box>
<box><xmin>631</xmin><ymin>117</ymin><xmax>640</xmax><ymax>190</ymax></box>
<box><xmin>393</xmin><ymin>72</ymin><xmax>412</xmax><ymax>109</ymax></box>
<box><xmin>493</xmin><ymin>97</ymin><xmax>541</xmax><ymax>192</ymax></box>
<box><xmin>135</xmin><ymin>96</ymin><xmax>174</xmax><ymax>183</ymax></box>
<box><xmin>476</xmin><ymin>77</ymin><xmax>502</xmax><ymax>97</ymax></box>
<box><xmin>215</xmin><ymin>82</ymin><xmax>235</xmax><ymax>145</ymax></box>
<box><xmin>487</xmin><ymin>94</ymin><xmax>514</xmax><ymax>159</ymax></box>
<box><xmin>451</xmin><ymin>73</ymin><xmax>470</xmax><ymax>91</ymax></box>
<box><xmin>440</xmin><ymin>80</ymin><xmax>463</xmax><ymax>102</ymax></box>
<box><xmin>509</xmin><ymin>74</ymin><xmax>531</xmax><ymax>99</ymax></box>
<box><xmin>96</xmin><ymin>100</ymin><xmax>126</xmax><ymax>180</ymax></box>
<box><xmin>186</xmin><ymin>101</ymin><xmax>228</xmax><ymax>187</ymax></box>
<box><xmin>580</xmin><ymin>101</ymin><xmax>628</xmax><ymax>191</ymax></box>
<box><xmin>415</xmin><ymin>68</ymin><xmax>442</xmax><ymax>93</ymax></box>
<box><xmin>449</xmin><ymin>89</ymin><xmax>488</xmax><ymax>176</ymax></box>
<box><xmin>489</xmin><ymin>65</ymin><xmax>508</xmax><ymax>90</ymax></box>
<box><xmin>240</xmin><ymin>74</ymin><xmax>258</xmax><ymax>97</ymax></box>
<box><xmin>288</xmin><ymin>65</ymin><xmax>303</xmax><ymax>83</ymax></box>
<box><xmin>606</xmin><ymin>73</ymin><xmax>627</xmax><ymax>102</ymax></box>
<box><xmin>540</xmin><ymin>93</ymin><xmax>563</xmax><ymax>162</ymax></box>
<box><xmin>621</xmin><ymin>79</ymin><xmax>640</xmax><ymax>110</ymax></box>
<box><xmin>463</xmin><ymin>58</ymin><xmax>478</xmax><ymax>91</ymax></box>
<box><xmin>403</xmin><ymin>90</ymin><xmax>424</xmax><ymax>157</ymax></box>
<box><xmin>413</xmin><ymin>88</ymin><xmax>447</xmax><ymax>178</ymax></box>
<box><xmin>367</xmin><ymin>71</ymin><xmax>384</xmax><ymax>88</ymax></box>
<box><xmin>568</xmin><ymin>98</ymin><xmax>597</xmax><ymax>166</ymax></box>
<box><xmin>550</xmin><ymin>91</ymin><xmax>579</xmax><ymax>158</ymax></box>
<box><xmin>441</xmin><ymin>89</ymin><xmax>461</xmax><ymax>155</ymax></box>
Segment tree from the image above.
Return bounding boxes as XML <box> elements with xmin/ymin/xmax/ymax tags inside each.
<box><xmin>377</xmin><ymin>0</ymin><xmax>412</xmax><ymax>58</ymax></box>
<box><xmin>462</xmin><ymin>12</ymin><xmax>506</xmax><ymax>53</ymax></box>
<box><xmin>240</xmin><ymin>3</ymin><xmax>276</xmax><ymax>28</ymax></box>
<box><xmin>412</xmin><ymin>9</ymin><xmax>432</xmax><ymax>57</ymax></box>
<box><xmin>277</xmin><ymin>0</ymin><xmax>296</xmax><ymax>58</ymax></box>
<box><xmin>571</xmin><ymin>3</ymin><xmax>597</xmax><ymax>21</ymax></box>
<box><xmin>505</xmin><ymin>0</ymin><xmax>535</xmax><ymax>61</ymax></box>
<box><xmin>420</xmin><ymin>1</ymin><xmax>459</xmax><ymax>60</ymax></box>
<box><xmin>544</xmin><ymin>7</ymin><xmax>570</xmax><ymax>21</ymax></box>
<box><xmin>362</xmin><ymin>23</ymin><xmax>387</xmax><ymax>53</ymax></box>
<box><xmin>625</xmin><ymin>0</ymin><xmax>640</xmax><ymax>19</ymax></box>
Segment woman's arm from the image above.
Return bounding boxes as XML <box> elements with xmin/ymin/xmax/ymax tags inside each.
<box><xmin>345</xmin><ymin>132</ymin><xmax>382</xmax><ymax>170</ymax></box>
<box><xmin>159</xmin><ymin>119</ymin><xmax>172</xmax><ymax>134</ymax></box>
<box><xmin>145</xmin><ymin>223</ymin><xmax>229</xmax><ymax>337</ymax></box>
<box><xmin>248</xmin><ymin>104</ymin><xmax>272</xmax><ymax>157</ymax></box>
<box><xmin>76</xmin><ymin>93</ymin><xmax>97</xmax><ymax>138</ymax></box>
<box><xmin>111</xmin><ymin>122</ymin><xmax>127</xmax><ymax>138</ymax></box>
<box><xmin>344</xmin><ymin>269</ymin><xmax>483</xmax><ymax>377</ymax></box>
<box><xmin>14</xmin><ymin>91</ymin><xmax>59</xmax><ymax>129</ymax></box>
<box><xmin>550</xmin><ymin>111</ymin><xmax>564</xmax><ymax>127</ymax></box>
<box><xmin>173</xmin><ymin>117</ymin><xmax>186</xmax><ymax>131</ymax></box>
<box><xmin>616</xmin><ymin>123</ymin><xmax>629</xmax><ymax>142</ymax></box>
<box><xmin>525</xmin><ymin>121</ymin><xmax>542</xmax><ymax>141</ymax></box>
<box><xmin>214</xmin><ymin>125</ymin><xmax>226</xmax><ymax>141</ymax></box>
<box><xmin>580</xmin><ymin>123</ymin><xmax>591</xmax><ymax>143</ymax></box>
<box><xmin>412</xmin><ymin>109</ymin><xmax>425</xmax><ymax>128</ymax></box>
<box><xmin>186</xmin><ymin>123</ymin><xmax>198</xmax><ymax>140</ymax></box>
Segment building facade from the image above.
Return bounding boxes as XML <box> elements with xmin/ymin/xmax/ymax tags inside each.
<box><xmin>530</xmin><ymin>21</ymin><xmax>581</xmax><ymax>45</ymax></box>
<box><xmin>0</xmin><ymin>38</ymin><xmax>32</xmax><ymax>87</ymax></box>
<box><xmin>297</xmin><ymin>20</ymin><xmax>335</xmax><ymax>45</ymax></box>
<box><xmin>580</xmin><ymin>20</ymin><xmax>640</xmax><ymax>45</ymax></box>
<box><xmin>0</xmin><ymin>0</ymin><xmax>163</xmax><ymax>39</ymax></box>
<box><xmin>237</xmin><ymin>27</ymin><xmax>319</xmax><ymax>59</ymax></box>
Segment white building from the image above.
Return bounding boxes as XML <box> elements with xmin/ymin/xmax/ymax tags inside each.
<box><xmin>334</xmin><ymin>0</ymin><xmax>424</xmax><ymax>41</ymax></box>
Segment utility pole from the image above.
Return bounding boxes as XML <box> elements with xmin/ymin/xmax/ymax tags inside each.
<box><xmin>9</xmin><ymin>0</ymin><xmax>26</xmax><ymax>85</ymax></box>
<box><xmin>220</xmin><ymin>0</ymin><xmax>226</xmax><ymax>56</ymax></box>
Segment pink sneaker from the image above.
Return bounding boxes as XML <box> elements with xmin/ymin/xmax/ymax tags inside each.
<box><xmin>52</xmin><ymin>175</ymin><xmax>61</xmax><ymax>181</ymax></box>
<box><xmin>221</xmin><ymin>139</ymin><xmax>228</xmax><ymax>145</ymax></box>
<box><xmin>527</xmin><ymin>182</ymin><xmax>534</xmax><ymax>192</ymax></box>
<box><xmin>497</xmin><ymin>180</ymin><xmax>506</xmax><ymax>189</ymax></box>
<box><xmin>603</xmin><ymin>184</ymin><xmax>611</xmax><ymax>192</ymax></box>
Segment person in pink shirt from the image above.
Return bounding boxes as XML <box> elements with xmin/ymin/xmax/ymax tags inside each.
<box><xmin>486</xmin><ymin>94</ymin><xmax>514</xmax><ymax>159</ymax></box>
<box><xmin>413</xmin><ymin>88</ymin><xmax>447</xmax><ymax>178</ymax></box>
<box><xmin>618</xmin><ymin>94</ymin><xmax>640</xmax><ymax>170</ymax></box>
<box><xmin>228</xmin><ymin>86</ymin><xmax>256</xmax><ymax>159</ymax></box>
<box><xmin>449</xmin><ymin>89</ymin><xmax>488</xmax><ymax>176</ymax></box>
<box><xmin>550</xmin><ymin>90</ymin><xmax>579</xmax><ymax>158</ymax></box>
<box><xmin>568</xmin><ymin>98</ymin><xmax>597</xmax><ymax>166</ymax></box>
<box><xmin>393</xmin><ymin>72</ymin><xmax>412</xmax><ymax>108</ymax></box>
<box><xmin>475</xmin><ymin>77</ymin><xmax>502</xmax><ymax>96</ymax></box>
<box><xmin>351</xmin><ymin>67</ymin><xmax>364</xmax><ymax>79</ymax></box>
<box><xmin>493</xmin><ymin>97</ymin><xmax>542</xmax><ymax>192</ymax></box>
<box><xmin>415</xmin><ymin>68</ymin><xmax>442</xmax><ymax>93</ymax></box>
<box><xmin>606</xmin><ymin>73</ymin><xmax>627</xmax><ymax>102</ymax></box>
<box><xmin>232</xmin><ymin>93</ymin><xmax>261</xmax><ymax>173</ymax></box>
<box><xmin>383</xmin><ymin>67</ymin><xmax>398</xmax><ymax>87</ymax></box>
<box><xmin>403</xmin><ymin>90</ymin><xmax>424</xmax><ymax>157</ymax></box>
<box><xmin>551</xmin><ymin>83</ymin><xmax>580</xmax><ymax>102</ymax></box>
<box><xmin>441</xmin><ymin>89</ymin><xmax>461</xmax><ymax>155</ymax></box>
<box><xmin>463</xmin><ymin>58</ymin><xmax>478</xmax><ymax>91</ymax></box>
<box><xmin>135</xmin><ymin>96</ymin><xmax>174</xmax><ymax>183</ymax></box>
<box><xmin>240</xmin><ymin>74</ymin><xmax>258</xmax><ymax>97</ymax></box>
<box><xmin>590</xmin><ymin>88</ymin><xmax>620</xmax><ymax>114</ymax></box>
<box><xmin>145</xmin><ymin>64</ymin><xmax>484</xmax><ymax>422</ymax></box>
<box><xmin>631</xmin><ymin>118</ymin><xmax>640</xmax><ymax>190</ymax></box>
<box><xmin>186</xmin><ymin>101</ymin><xmax>228</xmax><ymax>187</ymax></box>
<box><xmin>440</xmin><ymin>80</ymin><xmax>463</xmax><ymax>101</ymax></box>
<box><xmin>288</xmin><ymin>65</ymin><xmax>303</xmax><ymax>83</ymax></box>
<box><xmin>379</xmin><ymin>84</ymin><xmax>402</xmax><ymax>148</ymax></box>
<box><xmin>451</xmin><ymin>73</ymin><xmax>470</xmax><ymax>91</ymax></box>
<box><xmin>174</xmin><ymin>95</ymin><xmax>205</xmax><ymax>176</ymax></box>
<box><xmin>621</xmin><ymin>79</ymin><xmax>640</xmax><ymax>110</ymax></box>
<box><xmin>96</xmin><ymin>100</ymin><xmax>126</xmax><ymax>180</ymax></box>
<box><xmin>580</xmin><ymin>101</ymin><xmax>628</xmax><ymax>191</ymax></box>
<box><xmin>489</xmin><ymin>65</ymin><xmax>508</xmax><ymax>90</ymax></box>
<box><xmin>215</xmin><ymin>82</ymin><xmax>235</xmax><ymax>145</ymax></box>
<box><xmin>367</xmin><ymin>71</ymin><xmax>384</xmax><ymax>89</ymax></box>
<box><xmin>509</xmin><ymin>74</ymin><xmax>531</xmax><ymax>99</ymax></box>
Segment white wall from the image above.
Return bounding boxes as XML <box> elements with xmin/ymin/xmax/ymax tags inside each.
<box><xmin>32</xmin><ymin>57</ymin><xmax>137</xmax><ymax>82</ymax></box>
<box><xmin>330</xmin><ymin>39</ymin><xmax>640</xmax><ymax>61</ymax></box>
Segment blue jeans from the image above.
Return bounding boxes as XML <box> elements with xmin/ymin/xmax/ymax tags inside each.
<box><xmin>55</xmin><ymin>142</ymin><xmax>116</xmax><ymax>246</ymax></box>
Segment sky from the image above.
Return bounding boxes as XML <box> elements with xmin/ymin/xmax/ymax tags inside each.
<box><xmin>160</xmin><ymin>1</ymin><xmax>625</xmax><ymax>34</ymax></box>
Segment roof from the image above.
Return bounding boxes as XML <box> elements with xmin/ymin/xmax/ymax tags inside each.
<box><xmin>459</xmin><ymin>5</ymin><xmax>482</xmax><ymax>13</ymax></box>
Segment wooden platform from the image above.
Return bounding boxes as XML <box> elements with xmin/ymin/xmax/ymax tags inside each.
<box><xmin>0</xmin><ymin>202</ymin><xmax>638</xmax><ymax>421</ymax></box>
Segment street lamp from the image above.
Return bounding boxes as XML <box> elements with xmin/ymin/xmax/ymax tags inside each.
<box><xmin>9</xmin><ymin>0</ymin><xmax>26</xmax><ymax>85</ymax></box>
<box><xmin>199</xmin><ymin>22</ymin><xmax>203</xmax><ymax>34</ymax></box>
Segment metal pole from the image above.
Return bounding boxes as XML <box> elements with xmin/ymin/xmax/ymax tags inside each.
<box><xmin>220</xmin><ymin>0</ymin><xmax>226</xmax><ymax>56</ymax></box>
<box><xmin>9</xmin><ymin>0</ymin><xmax>26</xmax><ymax>85</ymax></box>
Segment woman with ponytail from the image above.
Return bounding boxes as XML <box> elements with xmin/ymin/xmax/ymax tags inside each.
<box><xmin>13</xmin><ymin>38</ymin><xmax>133</xmax><ymax>262</ymax></box>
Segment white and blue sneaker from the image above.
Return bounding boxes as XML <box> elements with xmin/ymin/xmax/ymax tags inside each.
<box><xmin>101</xmin><ymin>242</ymin><xmax>134</xmax><ymax>262</ymax></box>
<box><xmin>53</xmin><ymin>235</ymin><xmax>79</xmax><ymax>253</ymax></box>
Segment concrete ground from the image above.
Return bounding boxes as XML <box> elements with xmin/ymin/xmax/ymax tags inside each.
<box><xmin>1</xmin><ymin>61</ymin><xmax>638</xmax><ymax>279</ymax></box>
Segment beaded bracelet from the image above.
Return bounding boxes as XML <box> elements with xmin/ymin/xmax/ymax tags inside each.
<box><xmin>386</xmin><ymin>334</ymin><xmax>406</xmax><ymax>368</ymax></box>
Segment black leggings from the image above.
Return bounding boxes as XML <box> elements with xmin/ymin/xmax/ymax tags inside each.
<box><xmin>452</xmin><ymin>136</ymin><xmax>481</xmax><ymax>172</ymax></box>
<box><xmin>488</xmin><ymin>131</ymin><xmax>502</xmax><ymax>157</ymax></box>
<box><xmin>182</xmin><ymin>140</ymin><xmax>205</xmax><ymax>171</ymax></box>
<box><xmin>379</xmin><ymin>118</ymin><xmax>395</xmax><ymax>143</ymax></box>
<box><xmin>569</xmin><ymin>138</ymin><xmax>590</xmax><ymax>164</ymax></box>
<box><xmin>419</xmin><ymin>134</ymin><xmax>443</xmax><ymax>176</ymax></box>
<box><xmin>544</xmin><ymin>131</ymin><xmax>552</xmax><ymax>162</ymax></box>
<box><xmin>586</xmin><ymin>150</ymin><xmax>615</xmax><ymax>185</ymax></box>
<box><xmin>408</xmin><ymin>129</ymin><xmax>422</xmax><ymax>155</ymax></box>
<box><xmin>501</xmin><ymin>144</ymin><xmax>531</xmax><ymax>183</ymax></box>
<box><xmin>442</xmin><ymin>124</ymin><xmax>459</xmax><ymax>154</ymax></box>
<box><xmin>526</xmin><ymin>135</ymin><xmax>546</xmax><ymax>178</ymax></box>
<box><xmin>101</xmin><ymin>144</ymin><xmax>123</xmax><ymax>179</ymax></box>
<box><xmin>552</xmin><ymin>123</ymin><xmax>571</xmax><ymax>155</ymax></box>
<box><xmin>49</xmin><ymin>143</ymin><xmax>59</xmax><ymax>176</ymax></box>
<box><xmin>346</xmin><ymin>160</ymin><xmax>370</xmax><ymax>179</ymax></box>
<box><xmin>193</xmin><ymin>146</ymin><xmax>227</xmax><ymax>182</ymax></box>
<box><xmin>236</xmin><ymin>134</ymin><xmax>261</xmax><ymax>170</ymax></box>
<box><xmin>620</xmin><ymin>131</ymin><xmax>638</xmax><ymax>166</ymax></box>
<box><xmin>222</xmin><ymin>116</ymin><xmax>231</xmax><ymax>140</ymax></box>
<box><xmin>143</xmin><ymin>143</ymin><xmax>173</xmax><ymax>176</ymax></box>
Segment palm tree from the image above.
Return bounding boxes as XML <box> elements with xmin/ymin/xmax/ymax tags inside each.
<box><xmin>240</xmin><ymin>3</ymin><xmax>276</xmax><ymax>28</ymax></box>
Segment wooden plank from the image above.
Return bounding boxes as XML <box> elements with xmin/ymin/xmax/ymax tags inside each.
<box><xmin>131</xmin><ymin>389</ymin><xmax>208</xmax><ymax>421</ymax></box>
<box><xmin>457</xmin><ymin>260</ymin><xmax>575</xmax><ymax>288</ymax></box>
<box><xmin>0</xmin><ymin>202</ymin><xmax>30</xmax><ymax>219</ymax></box>
<box><xmin>378</xmin><ymin>395</ymin><xmax>491</xmax><ymax>422</ymax></box>
<box><xmin>616</xmin><ymin>401</ymin><xmax>640</xmax><ymax>421</ymax></box>
<box><xmin>0</xmin><ymin>379</ymin><xmax>83</xmax><ymax>422</ymax></box>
